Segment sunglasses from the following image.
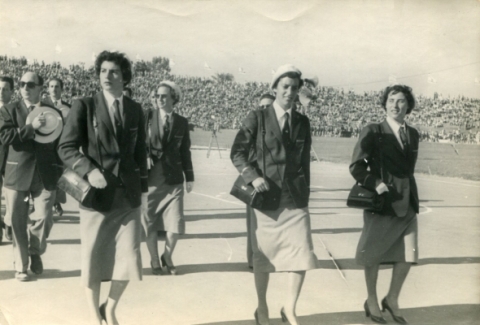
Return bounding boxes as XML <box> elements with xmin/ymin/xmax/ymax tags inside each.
<box><xmin>19</xmin><ymin>81</ymin><xmax>40</xmax><ymax>89</ymax></box>
<box><xmin>259</xmin><ymin>105</ymin><xmax>270</xmax><ymax>109</ymax></box>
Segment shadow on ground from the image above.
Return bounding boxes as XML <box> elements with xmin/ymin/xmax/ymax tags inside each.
<box><xmin>194</xmin><ymin>304</ymin><xmax>480</xmax><ymax>325</ymax></box>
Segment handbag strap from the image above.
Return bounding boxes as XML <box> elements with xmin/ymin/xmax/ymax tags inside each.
<box><xmin>376</xmin><ymin>124</ymin><xmax>384</xmax><ymax>182</ymax></box>
<box><xmin>92</xmin><ymin>105</ymin><xmax>103</xmax><ymax>170</ymax></box>
<box><xmin>260</xmin><ymin>110</ymin><xmax>266</xmax><ymax>174</ymax></box>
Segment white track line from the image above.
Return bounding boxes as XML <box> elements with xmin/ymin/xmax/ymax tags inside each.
<box><xmin>191</xmin><ymin>191</ymin><xmax>244</xmax><ymax>206</ymax></box>
<box><xmin>416</xmin><ymin>177</ymin><xmax>480</xmax><ymax>188</ymax></box>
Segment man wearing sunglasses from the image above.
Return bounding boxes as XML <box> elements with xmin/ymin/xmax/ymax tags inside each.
<box><xmin>0</xmin><ymin>72</ymin><xmax>63</xmax><ymax>281</ymax></box>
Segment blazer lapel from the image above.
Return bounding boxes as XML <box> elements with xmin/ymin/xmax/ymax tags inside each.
<box><xmin>291</xmin><ymin>108</ymin><xmax>301</xmax><ymax>142</ymax></box>
<box><xmin>95</xmin><ymin>93</ymin><xmax>115</xmax><ymax>137</ymax></box>
<box><xmin>120</xmin><ymin>97</ymin><xmax>132</xmax><ymax>146</ymax></box>
<box><xmin>17</xmin><ymin>101</ymin><xmax>29</xmax><ymax>127</ymax></box>
<box><xmin>381</xmin><ymin>119</ymin><xmax>405</xmax><ymax>155</ymax></box>
<box><xmin>265</xmin><ymin>106</ymin><xmax>282</xmax><ymax>143</ymax></box>
<box><xmin>166</xmin><ymin>113</ymin><xmax>177</xmax><ymax>143</ymax></box>
<box><xmin>150</xmin><ymin>109</ymin><xmax>162</xmax><ymax>148</ymax></box>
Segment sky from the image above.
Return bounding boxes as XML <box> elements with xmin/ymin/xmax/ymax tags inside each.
<box><xmin>1</xmin><ymin>0</ymin><xmax>479</xmax><ymax>98</ymax></box>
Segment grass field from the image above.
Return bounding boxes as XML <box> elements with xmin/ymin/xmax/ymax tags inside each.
<box><xmin>190</xmin><ymin>129</ymin><xmax>480</xmax><ymax>181</ymax></box>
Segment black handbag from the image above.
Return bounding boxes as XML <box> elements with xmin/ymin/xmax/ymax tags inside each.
<box><xmin>57</xmin><ymin>104</ymin><xmax>117</xmax><ymax>212</ymax></box>
<box><xmin>347</xmin><ymin>125</ymin><xmax>386</xmax><ymax>212</ymax></box>
<box><xmin>230</xmin><ymin>110</ymin><xmax>266</xmax><ymax>210</ymax></box>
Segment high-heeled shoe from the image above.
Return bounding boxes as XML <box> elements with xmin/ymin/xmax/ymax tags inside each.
<box><xmin>364</xmin><ymin>300</ymin><xmax>387</xmax><ymax>324</ymax></box>
<box><xmin>254</xmin><ymin>309</ymin><xmax>260</xmax><ymax>325</ymax></box>
<box><xmin>381</xmin><ymin>297</ymin><xmax>408</xmax><ymax>324</ymax></box>
<box><xmin>280</xmin><ymin>307</ymin><xmax>291</xmax><ymax>324</ymax></box>
<box><xmin>161</xmin><ymin>254</ymin><xmax>177</xmax><ymax>275</ymax></box>
<box><xmin>150</xmin><ymin>261</ymin><xmax>162</xmax><ymax>275</ymax></box>
<box><xmin>99</xmin><ymin>303</ymin><xmax>106</xmax><ymax>322</ymax></box>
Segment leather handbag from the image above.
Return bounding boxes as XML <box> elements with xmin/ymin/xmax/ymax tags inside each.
<box><xmin>347</xmin><ymin>125</ymin><xmax>385</xmax><ymax>212</ymax></box>
<box><xmin>346</xmin><ymin>183</ymin><xmax>385</xmax><ymax>212</ymax></box>
<box><xmin>230</xmin><ymin>110</ymin><xmax>266</xmax><ymax>210</ymax></box>
<box><xmin>57</xmin><ymin>104</ymin><xmax>116</xmax><ymax>212</ymax></box>
<box><xmin>57</xmin><ymin>168</ymin><xmax>96</xmax><ymax>207</ymax></box>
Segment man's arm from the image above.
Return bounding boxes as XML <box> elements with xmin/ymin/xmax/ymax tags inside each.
<box><xmin>0</xmin><ymin>105</ymin><xmax>36</xmax><ymax>146</ymax></box>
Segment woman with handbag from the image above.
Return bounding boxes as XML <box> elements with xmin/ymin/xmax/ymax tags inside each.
<box><xmin>58</xmin><ymin>51</ymin><xmax>148</xmax><ymax>325</ymax></box>
<box><xmin>349</xmin><ymin>84</ymin><xmax>420</xmax><ymax>324</ymax></box>
<box><xmin>231</xmin><ymin>65</ymin><xmax>318</xmax><ymax>325</ymax></box>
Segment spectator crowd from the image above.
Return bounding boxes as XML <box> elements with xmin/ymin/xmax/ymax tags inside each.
<box><xmin>1</xmin><ymin>55</ymin><xmax>479</xmax><ymax>144</ymax></box>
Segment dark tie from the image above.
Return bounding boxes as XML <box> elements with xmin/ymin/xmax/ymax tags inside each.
<box><xmin>113</xmin><ymin>99</ymin><xmax>123</xmax><ymax>142</ymax></box>
<box><xmin>282</xmin><ymin>112</ymin><xmax>290</xmax><ymax>146</ymax></box>
<box><xmin>399</xmin><ymin>126</ymin><xmax>408</xmax><ymax>151</ymax></box>
<box><xmin>29</xmin><ymin>105</ymin><xmax>35</xmax><ymax>112</ymax></box>
<box><xmin>163</xmin><ymin>115</ymin><xmax>170</xmax><ymax>140</ymax></box>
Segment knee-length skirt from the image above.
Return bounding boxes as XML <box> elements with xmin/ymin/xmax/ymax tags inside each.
<box><xmin>251</xmin><ymin>194</ymin><xmax>318</xmax><ymax>273</ymax></box>
<box><xmin>80</xmin><ymin>188</ymin><xmax>143</xmax><ymax>287</ymax></box>
<box><xmin>142</xmin><ymin>162</ymin><xmax>185</xmax><ymax>236</ymax></box>
<box><xmin>356</xmin><ymin>204</ymin><xmax>418</xmax><ymax>266</ymax></box>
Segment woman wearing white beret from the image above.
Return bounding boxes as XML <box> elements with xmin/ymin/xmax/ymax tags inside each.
<box><xmin>231</xmin><ymin>65</ymin><xmax>318</xmax><ymax>325</ymax></box>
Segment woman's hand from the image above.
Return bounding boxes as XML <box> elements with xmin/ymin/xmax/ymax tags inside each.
<box><xmin>375</xmin><ymin>182</ymin><xmax>389</xmax><ymax>195</ymax></box>
<box><xmin>87</xmin><ymin>169</ymin><xmax>107</xmax><ymax>189</ymax></box>
<box><xmin>252</xmin><ymin>177</ymin><xmax>270</xmax><ymax>192</ymax></box>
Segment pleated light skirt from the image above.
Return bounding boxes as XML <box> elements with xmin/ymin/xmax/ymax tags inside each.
<box><xmin>80</xmin><ymin>189</ymin><xmax>143</xmax><ymax>287</ymax></box>
<box><xmin>356</xmin><ymin>204</ymin><xmax>418</xmax><ymax>266</ymax></box>
<box><xmin>142</xmin><ymin>162</ymin><xmax>185</xmax><ymax>235</ymax></box>
<box><xmin>251</xmin><ymin>195</ymin><xmax>318</xmax><ymax>273</ymax></box>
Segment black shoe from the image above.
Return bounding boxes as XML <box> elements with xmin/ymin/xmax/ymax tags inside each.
<box><xmin>382</xmin><ymin>297</ymin><xmax>408</xmax><ymax>324</ymax></box>
<box><xmin>364</xmin><ymin>300</ymin><xmax>387</xmax><ymax>324</ymax></box>
<box><xmin>161</xmin><ymin>254</ymin><xmax>177</xmax><ymax>275</ymax></box>
<box><xmin>280</xmin><ymin>307</ymin><xmax>292</xmax><ymax>324</ymax></box>
<box><xmin>5</xmin><ymin>226</ymin><xmax>12</xmax><ymax>241</ymax></box>
<box><xmin>99</xmin><ymin>303</ymin><xmax>106</xmax><ymax>322</ymax></box>
<box><xmin>150</xmin><ymin>261</ymin><xmax>163</xmax><ymax>275</ymax></box>
<box><xmin>30</xmin><ymin>254</ymin><xmax>43</xmax><ymax>275</ymax></box>
<box><xmin>54</xmin><ymin>203</ymin><xmax>63</xmax><ymax>217</ymax></box>
<box><xmin>254</xmin><ymin>310</ymin><xmax>260</xmax><ymax>325</ymax></box>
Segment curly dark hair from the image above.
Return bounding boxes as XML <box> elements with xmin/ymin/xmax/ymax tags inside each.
<box><xmin>94</xmin><ymin>51</ymin><xmax>132</xmax><ymax>86</ymax></box>
<box><xmin>381</xmin><ymin>84</ymin><xmax>416</xmax><ymax>114</ymax></box>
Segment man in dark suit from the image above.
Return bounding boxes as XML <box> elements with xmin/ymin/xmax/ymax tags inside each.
<box><xmin>58</xmin><ymin>51</ymin><xmax>148</xmax><ymax>324</ymax></box>
<box><xmin>0</xmin><ymin>76</ymin><xmax>14</xmax><ymax>243</ymax></box>
<box><xmin>45</xmin><ymin>77</ymin><xmax>71</xmax><ymax>217</ymax></box>
<box><xmin>0</xmin><ymin>72</ymin><xmax>62</xmax><ymax>281</ymax></box>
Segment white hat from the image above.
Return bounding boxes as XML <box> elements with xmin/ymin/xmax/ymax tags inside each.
<box><xmin>158</xmin><ymin>80</ymin><xmax>182</xmax><ymax>104</ymax></box>
<box><xmin>26</xmin><ymin>106</ymin><xmax>63</xmax><ymax>143</ymax></box>
<box><xmin>271</xmin><ymin>64</ymin><xmax>302</xmax><ymax>89</ymax></box>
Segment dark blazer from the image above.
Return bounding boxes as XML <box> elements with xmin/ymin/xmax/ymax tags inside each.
<box><xmin>349</xmin><ymin>120</ymin><xmax>420</xmax><ymax>217</ymax></box>
<box><xmin>231</xmin><ymin>105</ymin><xmax>311</xmax><ymax>210</ymax></box>
<box><xmin>145</xmin><ymin>109</ymin><xmax>194</xmax><ymax>185</ymax></box>
<box><xmin>58</xmin><ymin>92</ymin><xmax>148</xmax><ymax>209</ymax></box>
<box><xmin>0</xmin><ymin>101</ymin><xmax>63</xmax><ymax>191</ymax></box>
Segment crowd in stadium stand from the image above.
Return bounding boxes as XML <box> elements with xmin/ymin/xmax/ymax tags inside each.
<box><xmin>1</xmin><ymin>55</ymin><xmax>479</xmax><ymax>144</ymax></box>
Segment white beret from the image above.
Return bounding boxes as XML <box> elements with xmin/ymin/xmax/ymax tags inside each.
<box><xmin>271</xmin><ymin>64</ymin><xmax>302</xmax><ymax>89</ymax></box>
<box><xmin>159</xmin><ymin>80</ymin><xmax>182</xmax><ymax>103</ymax></box>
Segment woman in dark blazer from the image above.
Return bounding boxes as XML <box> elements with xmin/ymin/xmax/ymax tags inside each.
<box><xmin>231</xmin><ymin>65</ymin><xmax>318</xmax><ymax>325</ymax></box>
<box><xmin>141</xmin><ymin>81</ymin><xmax>194</xmax><ymax>276</ymax></box>
<box><xmin>350</xmin><ymin>85</ymin><xmax>420</xmax><ymax>325</ymax></box>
